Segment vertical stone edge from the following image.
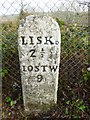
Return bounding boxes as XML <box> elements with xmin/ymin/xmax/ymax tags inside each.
<box><xmin>53</xmin><ymin>18</ymin><xmax>61</xmax><ymax>104</ymax></box>
<box><xmin>17</xmin><ymin>25</ymin><xmax>27</xmax><ymax>113</ymax></box>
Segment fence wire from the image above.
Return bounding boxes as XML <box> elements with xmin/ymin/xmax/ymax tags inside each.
<box><xmin>1</xmin><ymin>0</ymin><xmax>90</xmax><ymax>119</ymax></box>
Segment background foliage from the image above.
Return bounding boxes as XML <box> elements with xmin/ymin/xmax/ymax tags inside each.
<box><xmin>1</xmin><ymin>6</ymin><xmax>90</xmax><ymax>120</ymax></box>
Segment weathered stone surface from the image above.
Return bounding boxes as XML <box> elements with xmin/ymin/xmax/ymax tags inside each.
<box><xmin>18</xmin><ymin>15</ymin><xmax>61</xmax><ymax>113</ymax></box>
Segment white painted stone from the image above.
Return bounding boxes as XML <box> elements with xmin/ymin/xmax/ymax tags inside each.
<box><xmin>18</xmin><ymin>15</ymin><xmax>61</xmax><ymax>113</ymax></box>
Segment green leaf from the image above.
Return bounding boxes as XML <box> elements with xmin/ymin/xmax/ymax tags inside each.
<box><xmin>2</xmin><ymin>111</ymin><xmax>4</xmax><ymax>118</ymax></box>
<box><xmin>66</xmin><ymin>101</ymin><xmax>70</xmax><ymax>104</ymax></box>
<box><xmin>5</xmin><ymin>96</ymin><xmax>11</xmax><ymax>103</ymax></box>
<box><xmin>83</xmin><ymin>74</ymin><xmax>88</xmax><ymax>81</ymax></box>
<box><xmin>0</xmin><ymin>69</ymin><xmax>8</xmax><ymax>77</ymax></box>
<box><xmin>78</xmin><ymin>105</ymin><xmax>86</xmax><ymax>111</ymax></box>
<box><xmin>65</xmin><ymin>108</ymin><xmax>69</xmax><ymax>115</ymax></box>
<box><xmin>10</xmin><ymin>101</ymin><xmax>14</xmax><ymax>107</ymax></box>
<box><xmin>8</xmin><ymin>112</ymin><xmax>11</xmax><ymax>116</ymax></box>
<box><xmin>79</xmin><ymin>100</ymin><xmax>83</xmax><ymax>105</ymax></box>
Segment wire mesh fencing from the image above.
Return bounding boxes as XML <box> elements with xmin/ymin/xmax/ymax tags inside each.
<box><xmin>1</xmin><ymin>0</ymin><xmax>90</xmax><ymax>119</ymax></box>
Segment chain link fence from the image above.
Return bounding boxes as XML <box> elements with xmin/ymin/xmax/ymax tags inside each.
<box><xmin>1</xmin><ymin>0</ymin><xmax>90</xmax><ymax>119</ymax></box>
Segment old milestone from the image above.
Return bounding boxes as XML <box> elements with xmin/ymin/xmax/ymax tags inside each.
<box><xmin>18</xmin><ymin>15</ymin><xmax>61</xmax><ymax>113</ymax></box>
